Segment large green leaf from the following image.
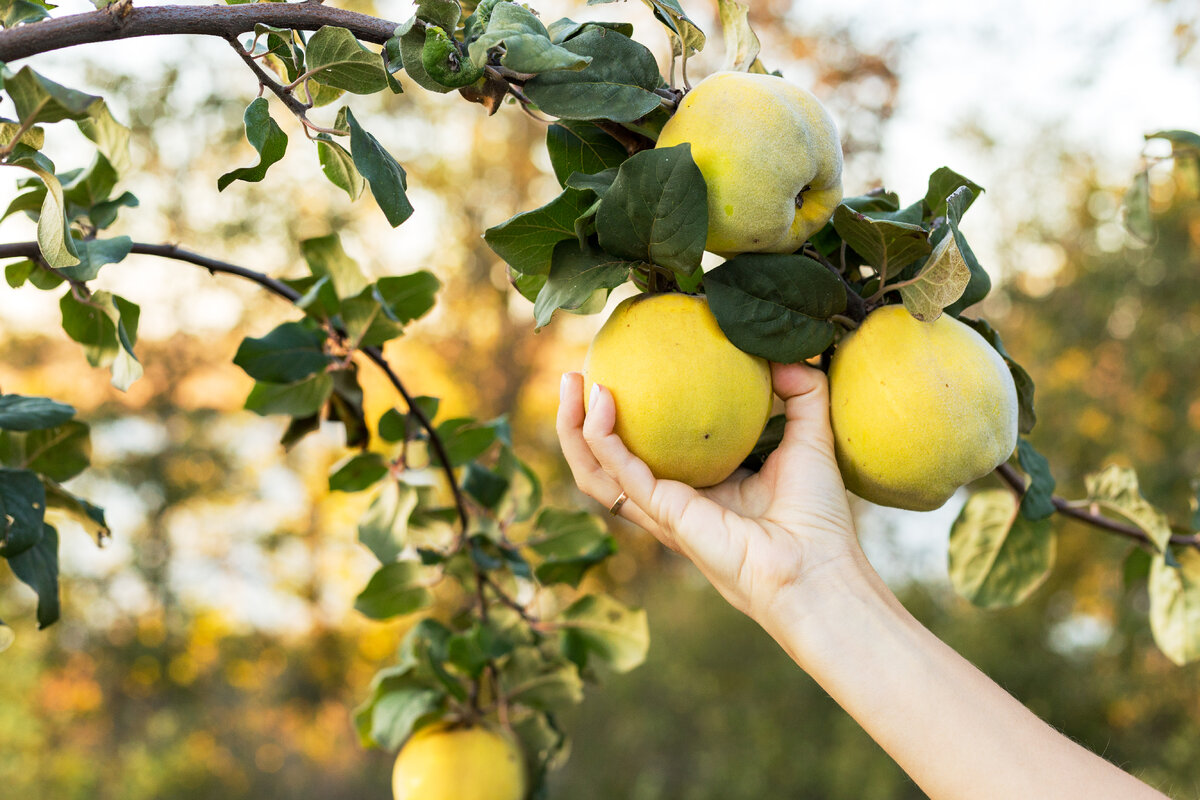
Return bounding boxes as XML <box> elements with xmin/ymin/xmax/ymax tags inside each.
<box><xmin>353</xmin><ymin>665</ymin><xmax>445</xmax><ymax>750</ymax></box>
<box><xmin>528</xmin><ymin>508</ymin><xmax>615</xmax><ymax>587</ymax></box>
<box><xmin>948</xmin><ymin>489</ymin><xmax>1055</xmax><ymax>609</ymax></box>
<box><xmin>57</xmin><ymin>236</ymin><xmax>132</xmax><ymax>282</ymax></box>
<box><xmin>0</xmin><ymin>395</ymin><xmax>75</xmax><ymax>431</ymax></box>
<box><xmin>924</xmin><ymin>167</ymin><xmax>983</xmax><ymax>220</ymax></box>
<box><xmin>2</xmin><ymin>64</ymin><xmax>100</xmax><ymax>125</ymax></box>
<box><xmin>305</xmin><ymin>26</ymin><xmax>389</xmax><ymax>94</ymax></box>
<box><xmin>6</xmin><ymin>522</ymin><xmax>59</xmax><ymax>628</ymax></box>
<box><xmin>558</xmin><ymin>593</ymin><xmax>649</xmax><ymax>673</ymax></box>
<box><xmin>217</xmin><ymin>97</ymin><xmax>288</xmax><ymax>191</ymax></box>
<box><xmin>7</xmin><ymin>145</ymin><xmax>78</xmax><ymax>268</ymax></box>
<box><xmin>0</xmin><ymin>467</ymin><xmax>46</xmax><ymax>558</ymax></box>
<box><xmin>59</xmin><ymin>291</ymin><xmax>142</xmax><ymax>390</ymax></box>
<box><xmin>545</xmin><ymin>121</ymin><xmax>628</xmax><ymax>187</ymax></box>
<box><xmin>244</xmin><ymin>373</ymin><xmax>333</xmax><ymax>418</ymax></box>
<box><xmin>532</xmin><ymin>241</ymin><xmax>633</xmax><ymax>328</ymax></box>
<box><xmin>1149</xmin><ymin>547</ymin><xmax>1200</xmax><ymax>666</ymax></box>
<box><xmin>485</xmin><ymin>188</ymin><xmax>595</xmax><ymax>277</ymax></box>
<box><xmin>704</xmin><ymin>253</ymin><xmax>847</xmax><ymax>362</ymax></box>
<box><xmin>345</xmin><ymin>108</ymin><xmax>414</xmax><ymax>227</ymax></box>
<box><xmin>500</xmin><ymin>647</ymin><xmax>585</xmax><ymax>711</ymax></box>
<box><xmin>524</xmin><ymin>26</ymin><xmax>663</xmax><ymax>122</ymax></box>
<box><xmin>233</xmin><ymin>321</ymin><xmax>331</xmax><ymax>383</ymax></box>
<box><xmin>357</xmin><ymin>480</ymin><xmax>419</xmax><ymax>564</ymax></box>
<box><xmin>595</xmin><ymin>144</ymin><xmax>707</xmax><ymax>275</ymax></box>
<box><xmin>315</xmin><ymin>134</ymin><xmax>364</xmax><ymax>200</ymax></box>
<box><xmin>832</xmin><ymin>204</ymin><xmax>930</xmax><ymax>277</ymax></box>
<box><xmin>76</xmin><ymin>100</ymin><xmax>132</xmax><ymax>175</ymax></box>
<box><xmin>300</xmin><ymin>233</ymin><xmax>369</xmax><ymax>299</ymax></box>
<box><xmin>24</xmin><ymin>421</ymin><xmax>90</xmax><ymax>482</ymax></box>
<box><xmin>354</xmin><ymin>560</ymin><xmax>434</xmax><ymax>620</ymax></box>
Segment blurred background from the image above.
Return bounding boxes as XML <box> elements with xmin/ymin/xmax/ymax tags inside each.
<box><xmin>2</xmin><ymin>0</ymin><xmax>1200</xmax><ymax>797</ymax></box>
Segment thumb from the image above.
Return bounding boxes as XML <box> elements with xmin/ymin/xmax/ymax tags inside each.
<box><xmin>771</xmin><ymin>361</ymin><xmax>836</xmax><ymax>454</ymax></box>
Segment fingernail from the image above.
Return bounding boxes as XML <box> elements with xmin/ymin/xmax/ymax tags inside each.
<box><xmin>560</xmin><ymin>373</ymin><xmax>570</xmax><ymax>403</ymax></box>
<box><xmin>588</xmin><ymin>382</ymin><xmax>600</xmax><ymax>409</ymax></box>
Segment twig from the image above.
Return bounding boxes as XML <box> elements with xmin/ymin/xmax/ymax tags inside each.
<box><xmin>994</xmin><ymin>462</ymin><xmax>1200</xmax><ymax>550</ymax></box>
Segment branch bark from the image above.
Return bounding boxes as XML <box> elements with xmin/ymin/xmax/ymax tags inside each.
<box><xmin>0</xmin><ymin>3</ymin><xmax>399</xmax><ymax>63</ymax></box>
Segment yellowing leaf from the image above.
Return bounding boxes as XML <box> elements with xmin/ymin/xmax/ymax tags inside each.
<box><xmin>900</xmin><ymin>231</ymin><xmax>971</xmax><ymax>322</ymax></box>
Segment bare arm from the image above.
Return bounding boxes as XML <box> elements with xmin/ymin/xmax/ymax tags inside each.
<box><xmin>557</xmin><ymin>363</ymin><xmax>1169</xmax><ymax>800</ymax></box>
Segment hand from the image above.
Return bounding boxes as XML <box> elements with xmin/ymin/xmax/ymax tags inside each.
<box><xmin>556</xmin><ymin>362</ymin><xmax>868</xmax><ymax>622</ymax></box>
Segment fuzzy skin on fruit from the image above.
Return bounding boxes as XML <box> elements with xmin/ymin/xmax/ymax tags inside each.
<box><xmin>655</xmin><ymin>71</ymin><xmax>843</xmax><ymax>257</ymax></box>
<box><xmin>392</xmin><ymin>723</ymin><xmax>525</xmax><ymax>800</ymax></box>
<box><xmin>583</xmin><ymin>293</ymin><xmax>773</xmax><ymax>488</ymax></box>
<box><xmin>829</xmin><ymin>306</ymin><xmax>1018</xmax><ymax>512</ymax></box>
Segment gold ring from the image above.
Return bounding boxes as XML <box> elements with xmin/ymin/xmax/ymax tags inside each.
<box><xmin>608</xmin><ymin>490</ymin><xmax>628</xmax><ymax>516</ymax></box>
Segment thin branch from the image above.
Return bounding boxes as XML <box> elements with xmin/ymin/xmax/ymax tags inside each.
<box><xmin>0</xmin><ymin>3</ymin><xmax>399</xmax><ymax>62</ymax></box>
<box><xmin>994</xmin><ymin>462</ymin><xmax>1200</xmax><ymax>550</ymax></box>
<box><xmin>0</xmin><ymin>239</ymin><xmax>471</xmax><ymax>536</ymax></box>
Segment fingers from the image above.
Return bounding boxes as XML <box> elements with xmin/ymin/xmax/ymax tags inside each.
<box><xmin>771</xmin><ymin>361</ymin><xmax>836</xmax><ymax>452</ymax></box>
<box><xmin>556</xmin><ymin>373</ymin><xmax>659</xmax><ymax>532</ymax></box>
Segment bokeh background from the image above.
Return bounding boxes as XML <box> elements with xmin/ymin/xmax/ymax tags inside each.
<box><xmin>2</xmin><ymin>0</ymin><xmax>1200</xmax><ymax>797</ymax></box>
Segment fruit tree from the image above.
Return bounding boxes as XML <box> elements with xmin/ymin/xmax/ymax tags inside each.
<box><xmin>1</xmin><ymin>1</ymin><xmax>1198</xmax><ymax>796</ymax></box>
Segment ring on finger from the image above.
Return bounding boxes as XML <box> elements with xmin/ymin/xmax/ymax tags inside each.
<box><xmin>608</xmin><ymin>490</ymin><xmax>629</xmax><ymax>516</ymax></box>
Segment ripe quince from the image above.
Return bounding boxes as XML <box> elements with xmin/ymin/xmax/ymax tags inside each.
<box><xmin>829</xmin><ymin>306</ymin><xmax>1019</xmax><ymax>511</ymax></box>
<box><xmin>392</xmin><ymin>723</ymin><xmax>525</xmax><ymax>800</ymax></box>
<box><xmin>584</xmin><ymin>292</ymin><xmax>773</xmax><ymax>488</ymax></box>
<box><xmin>655</xmin><ymin>71</ymin><xmax>843</xmax><ymax>256</ymax></box>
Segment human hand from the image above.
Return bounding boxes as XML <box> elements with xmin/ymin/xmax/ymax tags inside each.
<box><xmin>557</xmin><ymin>362</ymin><xmax>869</xmax><ymax>622</ymax></box>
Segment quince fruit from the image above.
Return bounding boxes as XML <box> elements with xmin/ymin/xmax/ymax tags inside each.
<box><xmin>829</xmin><ymin>306</ymin><xmax>1018</xmax><ymax>511</ymax></box>
<box><xmin>584</xmin><ymin>292</ymin><xmax>773</xmax><ymax>488</ymax></box>
<box><xmin>392</xmin><ymin>722</ymin><xmax>525</xmax><ymax>800</ymax></box>
<box><xmin>655</xmin><ymin>71</ymin><xmax>843</xmax><ymax>256</ymax></box>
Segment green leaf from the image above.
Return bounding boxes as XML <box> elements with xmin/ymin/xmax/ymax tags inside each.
<box><xmin>898</xmin><ymin>231</ymin><xmax>971</xmax><ymax>322</ymax></box>
<box><xmin>469</xmin><ymin>2</ymin><xmax>591</xmax><ymax>73</ymax></box>
<box><xmin>528</xmin><ymin>508</ymin><xmax>615</xmax><ymax>587</ymax></box>
<box><xmin>76</xmin><ymin>99</ymin><xmax>132</xmax><ymax>175</ymax></box>
<box><xmin>704</xmin><ymin>253</ymin><xmax>847</xmax><ymax>362</ymax></box>
<box><xmin>532</xmin><ymin>241</ymin><xmax>632</xmax><ymax>329</ymax></box>
<box><xmin>57</xmin><ymin>235</ymin><xmax>132</xmax><ymax>283</ymax></box>
<box><xmin>485</xmin><ymin>188</ymin><xmax>596</xmax><ymax>277</ymax></box>
<box><xmin>7</xmin><ymin>145</ymin><xmax>79</xmax><ymax>268</ymax></box>
<box><xmin>0</xmin><ymin>395</ymin><xmax>74</xmax><ymax>431</ymax></box>
<box><xmin>353</xmin><ymin>666</ymin><xmax>445</xmax><ymax>750</ymax></box>
<box><xmin>501</xmin><ymin>647</ymin><xmax>585</xmax><ymax>710</ymax></box>
<box><xmin>435</xmin><ymin>417</ymin><xmax>501</xmax><ymax>467</ymax></box>
<box><xmin>300</xmin><ymin>233</ymin><xmax>369</xmax><ymax>299</ymax></box>
<box><xmin>354</xmin><ymin>560</ymin><xmax>434</xmax><ymax>620</ymax></box>
<box><xmin>7</xmin><ymin>522</ymin><xmax>59</xmax><ymax>628</ymax></box>
<box><xmin>462</xmin><ymin>462</ymin><xmax>510</xmax><ymax>510</ymax></box>
<box><xmin>87</xmin><ymin>191</ymin><xmax>138</xmax><ymax>230</ymax></box>
<box><xmin>948</xmin><ymin>490</ymin><xmax>1055</xmax><ymax>609</ymax></box>
<box><xmin>0</xmin><ymin>120</ymin><xmax>43</xmax><ymax>151</ymax></box>
<box><xmin>62</xmin><ymin>151</ymin><xmax>117</xmax><ymax>209</ymax></box>
<box><xmin>558</xmin><ymin>593</ymin><xmax>649</xmax><ymax>673</ymax></box>
<box><xmin>316</xmin><ymin>134</ymin><xmax>364</xmax><ymax>200</ymax></box>
<box><xmin>635</xmin><ymin>0</ymin><xmax>705</xmax><ymax>56</ymax></box>
<box><xmin>524</xmin><ymin>26</ymin><xmax>663</xmax><ymax>122</ymax></box>
<box><xmin>1124</xmin><ymin>170</ymin><xmax>1153</xmax><ymax>243</ymax></box>
<box><xmin>329</xmin><ymin>452</ymin><xmax>388</xmax><ymax>493</ymax></box>
<box><xmin>1149</xmin><ymin>547</ymin><xmax>1200</xmax><ymax>666</ymax></box>
<box><xmin>960</xmin><ymin>317</ymin><xmax>1036</xmax><ymax>435</ymax></box>
<box><xmin>244</xmin><ymin>373</ymin><xmax>333</xmax><ymax>418</ymax></box>
<box><xmin>547</xmin><ymin>17</ymin><xmax>634</xmax><ymax>43</ymax></box>
<box><xmin>2</xmin><ymin>65</ymin><xmax>101</xmax><ymax>126</ymax></box>
<box><xmin>358</xmin><ymin>480</ymin><xmax>419</xmax><ymax>564</ymax></box>
<box><xmin>24</xmin><ymin>421</ymin><xmax>90</xmax><ymax>481</ymax></box>
<box><xmin>305</xmin><ymin>26</ymin><xmax>389</xmax><ymax>94</ymax></box>
<box><xmin>1015</xmin><ymin>439</ymin><xmax>1056</xmax><ymax>521</ymax></box>
<box><xmin>924</xmin><ymin>167</ymin><xmax>983</xmax><ymax>220</ymax></box>
<box><xmin>1084</xmin><ymin>464</ymin><xmax>1172</xmax><ymax>554</ymax></box>
<box><xmin>234</xmin><ymin>321</ymin><xmax>331</xmax><ymax>383</ymax></box>
<box><xmin>0</xmin><ymin>467</ymin><xmax>46</xmax><ymax>558</ymax></box>
<box><xmin>341</xmin><ymin>271</ymin><xmax>440</xmax><ymax>349</ymax></box>
<box><xmin>546</xmin><ymin>121</ymin><xmax>628</xmax><ymax>187</ymax></box>
<box><xmin>1124</xmin><ymin>546</ymin><xmax>1152</xmax><ymax>592</ymax></box>
<box><xmin>59</xmin><ymin>291</ymin><xmax>142</xmax><ymax>390</ymax></box>
<box><xmin>345</xmin><ymin>108</ymin><xmax>414</xmax><ymax>227</ymax></box>
<box><xmin>832</xmin><ymin>204</ymin><xmax>930</xmax><ymax>277</ymax></box>
<box><xmin>217</xmin><ymin>97</ymin><xmax>288</xmax><ymax>191</ymax></box>
<box><xmin>2</xmin><ymin>0</ymin><xmax>55</xmax><ymax>27</ymax></box>
<box><xmin>595</xmin><ymin>144</ymin><xmax>707</xmax><ymax>274</ymax></box>
<box><xmin>4</xmin><ymin>259</ymin><xmax>36</xmax><ymax>288</ymax></box>
<box><xmin>943</xmin><ymin>187</ymin><xmax>991</xmax><ymax>316</ymax></box>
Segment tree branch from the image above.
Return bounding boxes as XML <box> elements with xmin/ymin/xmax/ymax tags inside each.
<box><xmin>994</xmin><ymin>462</ymin><xmax>1200</xmax><ymax>550</ymax></box>
<box><xmin>0</xmin><ymin>3</ymin><xmax>399</xmax><ymax>63</ymax></box>
<box><xmin>0</xmin><ymin>239</ymin><xmax>470</xmax><ymax>535</ymax></box>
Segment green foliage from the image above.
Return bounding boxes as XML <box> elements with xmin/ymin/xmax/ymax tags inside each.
<box><xmin>217</xmin><ymin>98</ymin><xmax>288</xmax><ymax>191</ymax></box>
<box><xmin>948</xmin><ymin>490</ymin><xmax>1055</xmax><ymax>609</ymax></box>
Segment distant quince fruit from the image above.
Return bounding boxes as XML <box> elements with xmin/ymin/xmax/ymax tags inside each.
<box><xmin>829</xmin><ymin>306</ymin><xmax>1018</xmax><ymax>511</ymax></box>
<box><xmin>392</xmin><ymin>723</ymin><xmax>525</xmax><ymax>800</ymax></box>
<box><xmin>584</xmin><ymin>292</ymin><xmax>773</xmax><ymax>488</ymax></box>
<box><xmin>655</xmin><ymin>71</ymin><xmax>843</xmax><ymax>257</ymax></box>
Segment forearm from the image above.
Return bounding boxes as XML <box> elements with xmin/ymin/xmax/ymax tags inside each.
<box><xmin>763</xmin><ymin>565</ymin><xmax>1169</xmax><ymax>800</ymax></box>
